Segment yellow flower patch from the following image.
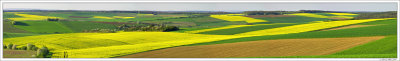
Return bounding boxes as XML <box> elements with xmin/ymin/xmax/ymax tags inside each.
<box><xmin>8</xmin><ymin>13</ymin><xmax>62</xmax><ymax>21</ymax></box>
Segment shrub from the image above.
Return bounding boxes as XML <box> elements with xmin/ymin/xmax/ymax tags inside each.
<box><xmin>12</xmin><ymin>45</ymin><xmax>17</xmax><ymax>50</ymax></box>
<box><xmin>32</xmin><ymin>47</ymin><xmax>38</xmax><ymax>51</ymax></box>
<box><xmin>37</xmin><ymin>46</ymin><xmax>50</xmax><ymax>58</ymax></box>
<box><xmin>21</xmin><ymin>46</ymin><xmax>27</xmax><ymax>50</ymax></box>
<box><xmin>27</xmin><ymin>43</ymin><xmax>34</xmax><ymax>50</ymax></box>
<box><xmin>47</xmin><ymin>18</ymin><xmax>59</xmax><ymax>21</ymax></box>
<box><xmin>165</xmin><ymin>26</ymin><xmax>179</xmax><ymax>31</ymax></box>
<box><xmin>82</xmin><ymin>28</ymin><xmax>117</xmax><ymax>33</ymax></box>
<box><xmin>3</xmin><ymin>45</ymin><xmax>6</xmax><ymax>49</ymax></box>
<box><xmin>7</xmin><ymin>43</ymin><xmax>13</xmax><ymax>49</ymax></box>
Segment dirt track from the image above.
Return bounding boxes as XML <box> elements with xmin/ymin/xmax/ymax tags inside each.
<box><xmin>119</xmin><ymin>36</ymin><xmax>385</xmax><ymax>58</ymax></box>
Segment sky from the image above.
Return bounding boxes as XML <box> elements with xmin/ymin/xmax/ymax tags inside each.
<box><xmin>3</xmin><ymin>2</ymin><xmax>398</xmax><ymax>11</ymax></box>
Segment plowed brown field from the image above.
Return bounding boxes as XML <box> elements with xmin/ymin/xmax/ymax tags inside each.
<box><xmin>119</xmin><ymin>36</ymin><xmax>385</xmax><ymax>58</ymax></box>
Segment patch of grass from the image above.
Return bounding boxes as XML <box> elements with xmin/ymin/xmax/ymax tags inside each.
<box><xmin>13</xmin><ymin>21</ymin><xmax>74</xmax><ymax>33</ymax></box>
<box><xmin>245</xmin><ymin>35</ymin><xmax>397</xmax><ymax>58</ymax></box>
<box><xmin>173</xmin><ymin>27</ymin><xmax>217</xmax><ymax>33</ymax></box>
<box><xmin>245</xmin><ymin>54</ymin><xmax>396</xmax><ymax>58</ymax></box>
<box><xmin>59</xmin><ymin>21</ymin><xmax>117</xmax><ymax>32</ymax></box>
<box><xmin>189</xmin><ymin>19</ymin><xmax>397</xmax><ymax>46</ymax></box>
<box><xmin>3</xmin><ymin>32</ymin><xmax>44</xmax><ymax>38</ymax></box>
<box><xmin>197</xmin><ymin>24</ymin><xmax>297</xmax><ymax>35</ymax></box>
<box><xmin>3</xmin><ymin>12</ymin><xmax>22</xmax><ymax>18</ymax></box>
<box><xmin>3</xmin><ymin>21</ymin><xmax>29</xmax><ymax>33</ymax></box>
<box><xmin>255</xmin><ymin>16</ymin><xmax>330</xmax><ymax>23</ymax></box>
<box><xmin>150</xmin><ymin>16</ymin><xmax>248</xmax><ymax>28</ymax></box>
<box><xmin>333</xmin><ymin>35</ymin><xmax>397</xmax><ymax>55</ymax></box>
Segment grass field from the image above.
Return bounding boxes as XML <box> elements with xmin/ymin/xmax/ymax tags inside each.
<box><xmin>287</xmin><ymin>13</ymin><xmax>355</xmax><ymax>19</ymax></box>
<box><xmin>189</xmin><ymin>19</ymin><xmax>396</xmax><ymax>46</ymax></box>
<box><xmin>3</xmin><ymin>21</ymin><xmax>29</xmax><ymax>33</ymax></box>
<box><xmin>255</xmin><ymin>16</ymin><xmax>330</xmax><ymax>23</ymax></box>
<box><xmin>148</xmin><ymin>16</ymin><xmax>247</xmax><ymax>28</ymax></box>
<box><xmin>3</xmin><ymin>32</ymin><xmax>44</xmax><ymax>38</ymax></box>
<box><xmin>13</xmin><ymin>21</ymin><xmax>74</xmax><ymax>33</ymax></box>
<box><xmin>195</xmin><ymin>23</ymin><xmax>296</xmax><ymax>35</ymax></box>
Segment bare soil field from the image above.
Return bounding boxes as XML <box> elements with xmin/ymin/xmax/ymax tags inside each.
<box><xmin>119</xmin><ymin>36</ymin><xmax>385</xmax><ymax>58</ymax></box>
<box><xmin>3</xmin><ymin>49</ymin><xmax>36</xmax><ymax>58</ymax></box>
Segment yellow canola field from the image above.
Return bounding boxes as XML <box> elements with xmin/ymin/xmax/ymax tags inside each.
<box><xmin>329</xmin><ymin>13</ymin><xmax>358</xmax><ymax>15</ymax></box>
<box><xmin>3</xmin><ymin>32</ymin><xmax>242</xmax><ymax>58</ymax></box>
<box><xmin>8</xmin><ymin>13</ymin><xmax>62</xmax><ymax>21</ymax></box>
<box><xmin>235</xmin><ymin>18</ymin><xmax>395</xmax><ymax>36</ymax></box>
<box><xmin>4</xmin><ymin>18</ymin><xmax>394</xmax><ymax>58</ymax></box>
<box><xmin>287</xmin><ymin>13</ymin><xmax>354</xmax><ymax>19</ymax></box>
<box><xmin>52</xmin><ymin>34</ymin><xmax>242</xmax><ymax>58</ymax></box>
<box><xmin>210</xmin><ymin>14</ymin><xmax>267</xmax><ymax>23</ymax></box>
<box><xmin>185</xmin><ymin>23</ymin><xmax>294</xmax><ymax>34</ymax></box>
<box><xmin>93</xmin><ymin>16</ymin><xmax>136</xmax><ymax>19</ymax></box>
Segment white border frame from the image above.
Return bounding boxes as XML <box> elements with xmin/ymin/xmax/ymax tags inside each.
<box><xmin>0</xmin><ymin>1</ymin><xmax>399</xmax><ymax>61</ymax></box>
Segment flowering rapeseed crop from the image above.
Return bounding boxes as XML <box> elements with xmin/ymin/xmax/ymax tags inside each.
<box><xmin>185</xmin><ymin>23</ymin><xmax>293</xmax><ymax>34</ymax></box>
<box><xmin>8</xmin><ymin>13</ymin><xmax>62</xmax><ymax>21</ymax></box>
<box><xmin>210</xmin><ymin>14</ymin><xmax>267</xmax><ymax>23</ymax></box>
<box><xmin>235</xmin><ymin>18</ymin><xmax>395</xmax><ymax>36</ymax></box>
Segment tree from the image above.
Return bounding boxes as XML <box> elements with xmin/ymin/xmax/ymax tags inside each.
<box><xmin>37</xmin><ymin>46</ymin><xmax>49</xmax><ymax>58</ymax></box>
<box><xmin>7</xmin><ymin>43</ymin><xmax>13</xmax><ymax>49</ymax></box>
<box><xmin>47</xmin><ymin>18</ymin><xmax>59</xmax><ymax>21</ymax></box>
<box><xmin>12</xmin><ymin>45</ymin><xmax>17</xmax><ymax>50</ymax></box>
<box><xmin>27</xmin><ymin>43</ymin><xmax>34</xmax><ymax>50</ymax></box>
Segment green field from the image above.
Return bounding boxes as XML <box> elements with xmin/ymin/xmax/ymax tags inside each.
<box><xmin>255</xmin><ymin>16</ymin><xmax>330</xmax><ymax>23</ymax></box>
<box><xmin>197</xmin><ymin>23</ymin><xmax>297</xmax><ymax>35</ymax></box>
<box><xmin>3</xmin><ymin>22</ymin><xmax>29</xmax><ymax>33</ymax></box>
<box><xmin>3</xmin><ymin>32</ymin><xmax>44</xmax><ymax>38</ymax></box>
<box><xmin>59</xmin><ymin>21</ymin><xmax>117</xmax><ymax>32</ymax></box>
<box><xmin>14</xmin><ymin>21</ymin><xmax>74</xmax><ymax>33</ymax></box>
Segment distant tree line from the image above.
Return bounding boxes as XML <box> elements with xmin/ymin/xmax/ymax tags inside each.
<box><xmin>243</xmin><ymin>11</ymin><xmax>295</xmax><ymax>15</ymax></box>
<box><xmin>117</xmin><ymin>24</ymin><xmax>179</xmax><ymax>32</ymax></box>
<box><xmin>353</xmin><ymin>11</ymin><xmax>397</xmax><ymax>19</ymax></box>
<box><xmin>82</xmin><ymin>28</ymin><xmax>118</xmax><ymax>33</ymax></box>
<box><xmin>244</xmin><ymin>10</ymin><xmax>336</xmax><ymax>15</ymax></box>
<box><xmin>82</xmin><ymin>23</ymin><xmax>179</xmax><ymax>33</ymax></box>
